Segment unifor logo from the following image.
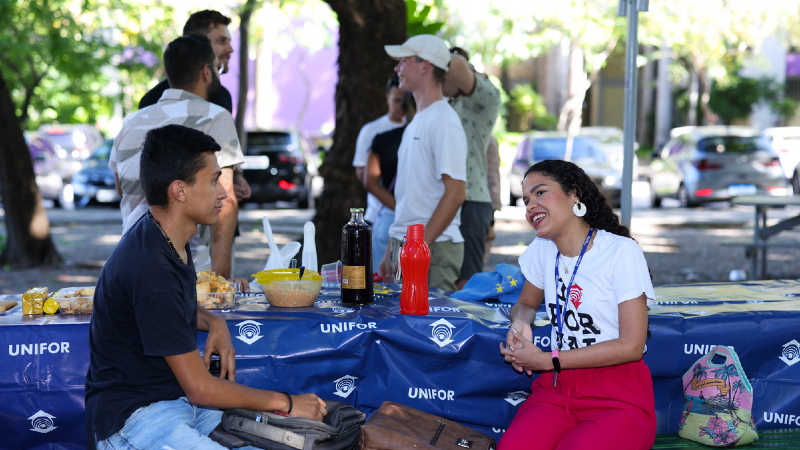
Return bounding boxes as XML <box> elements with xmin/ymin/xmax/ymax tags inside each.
<box><xmin>29</xmin><ymin>411</ymin><xmax>57</xmax><ymax>433</ymax></box>
<box><xmin>780</xmin><ymin>340</ymin><xmax>800</xmax><ymax>366</ymax></box>
<box><xmin>429</xmin><ymin>318</ymin><xmax>456</xmax><ymax>348</ymax></box>
<box><xmin>235</xmin><ymin>320</ymin><xmax>263</xmax><ymax>345</ymax></box>
<box><xmin>331</xmin><ymin>307</ymin><xmax>356</xmax><ymax>314</ymax></box>
<box><xmin>505</xmin><ymin>391</ymin><xmax>529</xmax><ymax>406</ymax></box>
<box><xmin>333</xmin><ymin>375</ymin><xmax>358</xmax><ymax>398</ymax></box>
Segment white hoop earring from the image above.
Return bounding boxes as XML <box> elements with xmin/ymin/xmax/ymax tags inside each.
<box><xmin>573</xmin><ymin>201</ymin><xmax>587</xmax><ymax>217</ymax></box>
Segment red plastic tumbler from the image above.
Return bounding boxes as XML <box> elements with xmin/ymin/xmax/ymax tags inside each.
<box><xmin>400</xmin><ymin>224</ymin><xmax>430</xmax><ymax>315</ymax></box>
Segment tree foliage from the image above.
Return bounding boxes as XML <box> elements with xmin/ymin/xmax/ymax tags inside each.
<box><xmin>406</xmin><ymin>0</ymin><xmax>444</xmax><ymax>37</ymax></box>
<box><xmin>508</xmin><ymin>83</ymin><xmax>557</xmax><ymax>132</ymax></box>
<box><xmin>709</xmin><ymin>74</ymin><xmax>798</xmax><ymax>125</ymax></box>
<box><xmin>0</xmin><ymin>0</ymin><xmax>176</xmax><ymax>131</ymax></box>
<box><xmin>641</xmin><ymin>0</ymin><xmax>800</xmax><ymax>124</ymax></box>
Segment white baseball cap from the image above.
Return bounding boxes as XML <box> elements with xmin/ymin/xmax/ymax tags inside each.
<box><xmin>385</xmin><ymin>35</ymin><xmax>450</xmax><ymax>72</ymax></box>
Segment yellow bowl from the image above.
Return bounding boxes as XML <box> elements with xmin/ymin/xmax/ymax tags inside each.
<box><xmin>253</xmin><ymin>269</ymin><xmax>323</xmax><ymax>307</ymax></box>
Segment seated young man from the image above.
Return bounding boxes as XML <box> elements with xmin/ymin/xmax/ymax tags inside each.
<box><xmin>85</xmin><ymin>124</ymin><xmax>326</xmax><ymax>450</ymax></box>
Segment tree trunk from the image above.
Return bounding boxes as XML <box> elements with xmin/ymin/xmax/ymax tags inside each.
<box><xmin>316</xmin><ymin>0</ymin><xmax>406</xmax><ymax>266</ymax></box>
<box><xmin>236</xmin><ymin>0</ymin><xmax>257</xmax><ymax>145</ymax></box>
<box><xmin>697</xmin><ymin>67</ymin><xmax>719</xmax><ymax>125</ymax></box>
<box><xmin>687</xmin><ymin>66</ymin><xmax>699</xmax><ymax>126</ymax></box>
<box><xmin>0</xmin><ymin>69</ymin><xmax>61</xmax><ymax>267</ymax></box>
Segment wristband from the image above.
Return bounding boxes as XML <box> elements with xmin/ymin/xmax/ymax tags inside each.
<box><xmin>281</xmin><ymin>391</ymin><xmax>293</xmax><ymax>415</ymax></box>
<box><xmin>551</xmin><ymin>349</ymin><xmax>561</xmax><ymax>372</ymax></box>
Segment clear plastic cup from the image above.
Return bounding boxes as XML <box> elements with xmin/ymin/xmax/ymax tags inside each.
<box><xmin>321</xmin><ymin>260</ymin><xmax>342</xmax><ymax>288</ymax></box>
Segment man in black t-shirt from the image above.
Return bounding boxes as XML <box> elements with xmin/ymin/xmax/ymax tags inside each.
<box><xmin>140</xmin><ymin>10</ymin><xmax>251</xmax><ymax>205</ymax></box>
<box><xmin>86</xmin><ymin>125</ymin><xmax>326</xmax><ymax>450</ymax></box>
<box><xmin>140</xmin><ymin>10</ymin><xmax>234</xmax><ymax>113</ymax></box>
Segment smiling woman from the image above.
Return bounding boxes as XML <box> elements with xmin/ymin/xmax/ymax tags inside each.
<box><xmin>498</xmin><ymin>159</ymin><xmax>657</xmax><ymax>450</ymax></box>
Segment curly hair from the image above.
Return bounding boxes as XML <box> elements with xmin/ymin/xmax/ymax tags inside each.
<box><xmin>524</xmin><ymin>160</ymin><xmax>631</xmax><ymax>238</ymax></box>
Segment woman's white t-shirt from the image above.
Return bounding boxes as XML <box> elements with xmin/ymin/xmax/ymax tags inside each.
<box><xmin>518</xmin><ymin>229</ymin><xmax>656</xmax><ymax>351</ymax></box>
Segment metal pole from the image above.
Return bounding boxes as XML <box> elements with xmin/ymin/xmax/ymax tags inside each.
<box><xmin>620</xmin><ymin>0</ymin><xmax>640</xmax><ymax>228</ymax></box>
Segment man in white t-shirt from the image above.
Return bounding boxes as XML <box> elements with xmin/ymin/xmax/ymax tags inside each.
<box><xmin>379</xmin><ymin>34</ymin><xmax>468</xmax><ymax>291</ymax></box>
<box><xmin>353</xmin><ymin>76</ymin><xmax>405</xmax><ymax>227</ymax></box>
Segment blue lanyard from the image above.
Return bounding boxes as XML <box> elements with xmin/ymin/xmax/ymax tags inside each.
<box><xmin>553</xmin><ymin>228</ymin><xmax>593</xmax><ymax>351</ymax></box>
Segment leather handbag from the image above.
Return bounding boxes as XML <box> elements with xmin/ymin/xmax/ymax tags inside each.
<box><xmin>209</xmin><ymin>400</ymin><xmax>365</xmax><ymax>450</ymax></box>
<box><xmin>678</xmin><ymin>345</ymin><xmax>758</xmax><ymax>447</ymax></box>
<box><xmin>359</xmin><ymin>401</ymin><xmax>496</xmax><ymax>450</ymax></box>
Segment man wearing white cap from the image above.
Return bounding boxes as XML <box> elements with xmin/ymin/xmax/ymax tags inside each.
<box><xmin>378</xmin><ymin>34</ymin><xmax>468</xmax><ymax>291</ymax></box>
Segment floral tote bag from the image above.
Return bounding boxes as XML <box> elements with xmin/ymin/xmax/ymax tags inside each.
<box><xmin>678</xmin><ymin>345</ymin><xmax>758</xmax><ymax>447</ymax></box>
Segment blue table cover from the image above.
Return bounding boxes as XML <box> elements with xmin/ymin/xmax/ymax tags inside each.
<box><xmin>1</xmin><ymin>280</ymin><xmax>800</xmax><ymax>449</ymax></box>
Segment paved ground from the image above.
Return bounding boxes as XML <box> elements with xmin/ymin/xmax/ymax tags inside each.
<box><xmin>3</xmin><ymin>197</ymin><xmax>800</xmax><ymax>295</ymax></box>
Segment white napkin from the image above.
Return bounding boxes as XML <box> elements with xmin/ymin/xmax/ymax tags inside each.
<box><xmin>302</xmin><ymin>221</ymin><xmax>318</xmax><ymax>273</ymax></box>
<box><xmin>263</xmin><ymin>217</ymin><xmax>283</xmax><ymax>270</ymax></box>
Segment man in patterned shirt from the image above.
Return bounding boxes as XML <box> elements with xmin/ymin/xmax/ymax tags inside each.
<box><xmin>443</xmin><ymin>47</ymin><xmax>501</xmax><ymax>290</ymax></box>
<box><xmin>111</xmin><ymin>35</ymin><xmax>245</xmax><ymax>282</ymax></box>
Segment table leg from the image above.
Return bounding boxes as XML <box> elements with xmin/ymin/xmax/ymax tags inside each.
<box><xmin>760</xmin><ymin>208</ymin><xmax>770</xmax><ymax>279</ymax></box>
<box><xmin>752</xmin><ymin>206</ymin><xmax>761</xmax><ymax>280</ymax></box>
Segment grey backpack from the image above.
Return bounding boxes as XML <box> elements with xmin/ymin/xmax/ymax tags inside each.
<box><xmin>209</xmin><ymin>400</ymin><xmax>365</xmax><ymax>450</ymax></box>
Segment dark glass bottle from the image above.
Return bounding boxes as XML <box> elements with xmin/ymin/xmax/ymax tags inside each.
<box><xmin>341</xmin><ymin>208</ymin><xmax>373</xmax><ymax>305</ymax></box>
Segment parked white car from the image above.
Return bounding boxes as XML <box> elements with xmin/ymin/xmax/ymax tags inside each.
<box><xmin>763</xmin><ymin>127</ymin><xmax>800</xmax><ymax>186</ymax></box>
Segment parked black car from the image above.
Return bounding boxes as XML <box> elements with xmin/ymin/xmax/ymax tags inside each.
<box><xmin>241</xmin><ymin>130</ymin><xmax>313</xmax><ymax>208</ymax></box>
<box><xmin>70</xmin><ymin>139</ymin><xmax>120</xmax><ymax>207</ymax></box>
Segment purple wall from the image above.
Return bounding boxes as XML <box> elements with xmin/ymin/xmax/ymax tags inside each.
<box><xmin>787</xmin><ymin>53</ymin><xmax>800</xmax><ymax>78</ymax></box>
<box><xmin>223</xmin><ymin>28</ymin><xmax>338</xmax><ymax>134</ymax></box>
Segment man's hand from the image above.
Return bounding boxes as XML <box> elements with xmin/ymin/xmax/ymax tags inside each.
<box><xmin>230</xmin><ymin>276</ymin><xmax>251</xmax><ymax>293</ymax></box>
<box><xmin>202</xmin><ymin>313</ymin><xmax>236</xmax><ymax>381</ymax></box>
<box><xmin>378</xmin><ymin>245</ymin><xmax>394</xmax><ymax>283</ymax></box>
<box><xmin>290</xmin><ymin>393</ymin><xmax>328</xmax><ymax>421</ymax></box>
<box><xmin>233</xmin><ymin>172</ymin><xmax>251</xmax><ymax>202</ymax></box>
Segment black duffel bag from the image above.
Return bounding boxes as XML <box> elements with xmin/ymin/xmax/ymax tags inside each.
<box><xmin>209</xmin><ymin>400</ymin><xmax>365</xmax><ymax>450</ymax></box>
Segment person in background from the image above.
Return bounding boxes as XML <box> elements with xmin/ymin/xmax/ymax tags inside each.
<box><xmin>380</xmin><ymin>34</ymin><xmax>468</xmax><ymax>291</ymax></box>
<box><xmin>353</xmin><ymin>75</ymin><xmax>407</xmax><ymax>238</ymax></box>
<box><xmin>139</xmin><ymin>9</ymin><xmax>251</xmax><ymax>215</ymax></box>
<box><xmin>498</xmin><ymin>159</ymin><xmax>656</xmax><ymax>450</ymax></box>
<box><xmin>442</xmin><ymin>47</ymin><xmax>501</xmax><ymax>290</ymax></box>
<box><xmin>112</xmin><ymin>35</ymin><xmax>248</xmax><ymax>288</ymax></box>
<box><xmin>364</xmin><ymin>92</ymin><xmax>417</xmax><ymax>269</ymax></box>
<box><xmin>483</xmin><ymin>135</ymin><xmax>502</xmax><ymax>264</ymax></box>
<box><xmin>87</xmin><ymin>124</ymin><xmax>325</xmax><ymax>450</ymax></box>
<box><xmin>140</xmin><ymin>10</ymin><xmax>234</xmax><ymax>113</ymax></box>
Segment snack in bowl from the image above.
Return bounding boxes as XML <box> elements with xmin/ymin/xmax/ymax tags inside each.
<box><xmin>196</xmin><ymin>270</ymin><xmax>236</xmax><ymax>309</ymax></box>
<box><xmin>55</xmin><ymin>287</ymin><xmax>95</xmax><ymax>314</ymax></box>
<box><xmin>253</xmin><ymin>268</ymin><xmax>323</xmax><ymax>307</ymax></box>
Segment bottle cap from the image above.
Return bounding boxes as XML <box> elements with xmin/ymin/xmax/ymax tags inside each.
<box><xmin>407</xmin><ymin>224</ymin><xmax>425</xmax><ymax>240</ymax></box>
<box><xmin>350</xmin><ymin>208</ymin><xmax>364</xmax><ymax>213</ymax></box>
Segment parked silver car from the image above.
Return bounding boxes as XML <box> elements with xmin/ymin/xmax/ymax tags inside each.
<box><xmin>580</xmin><ymin>126</ymin><xmax>639</xmax><ymax>177</ymax></box>
<box><xmin>648</xmin><ymin>126</ymin><xmax>787</xmax><ymax>208</ymax></box>
<box><xmin>508</xmin><ymin>132</ymin><xmax>623</xmax><ymax>206</ymax></box>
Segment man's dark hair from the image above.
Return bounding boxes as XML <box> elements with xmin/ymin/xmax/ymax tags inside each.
<box><xmin>183</xmin><ymin>10</ymin><xmax>231</xmax><ymax>35</ymax></box>
<box><xmin>386</xmin><ymin>75</ymin><xmax>400</xmax><ymax>94</ymax></box>
<box><xmin>140</xmin><ymin>124</ymin><xmax>221</xmax><ymax>207</ymax></box>
<box><xmin>164</xmin><ymin>34</ymin><xmax>217</xmax><ymax>90</ymax></box>
<box><xmin>450</xmin><ymin>46</ymin><xmax>470</xmax><ymax>60</ymax></box>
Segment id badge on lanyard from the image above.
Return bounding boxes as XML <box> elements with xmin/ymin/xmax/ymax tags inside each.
<box><xmin>551</xmin><ymin>228</ymin><xmax>593</xmax><ymax>387</ymax></box>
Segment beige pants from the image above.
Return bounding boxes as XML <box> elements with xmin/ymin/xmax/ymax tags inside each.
<box><xmin>389</xmin><ymin>238</ymin><xmax>463</xmax><ymax>291</ymax></box>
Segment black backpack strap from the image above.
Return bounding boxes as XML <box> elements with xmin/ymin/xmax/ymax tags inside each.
<box><xmin>222</xmin><ymin>412</ymin><xmax>307</xmax><ymax>450</ymax></box>
<box><xmin>208</xmin><ymin>423</ymin><xmax>247</xmax><ymax>448</ymax></box>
